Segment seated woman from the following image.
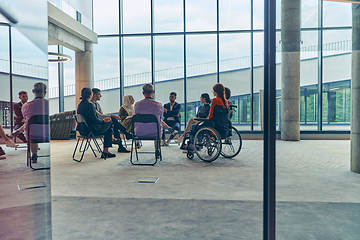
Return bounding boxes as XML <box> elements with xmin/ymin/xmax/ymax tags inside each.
<box><xmin>184</xmin><ymin>83</ymin><xmax>228</xmax><ymax>152</ymax></box>
<box><xmin>175</xmin><ymin>93</ymin><xmax>211</xmax><ymax>143</ymax></box>
<box><xmin>119</xmin><ymin>95</ymin><xmax>135</xmax><ymax>133</ymax></box>
<box><xmin>77</xmin><ymin>87</ymin><xmax>116</xmax><ymax>158</ymax></box>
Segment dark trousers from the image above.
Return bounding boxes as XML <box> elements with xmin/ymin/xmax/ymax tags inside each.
<box><xmin>14</xmin><ymin>123</ymin><xmax>27</xmax><ymax>143</ymax></box>
<box><xmin>103</xmin><ymin>123</ymin><xmax>113</xmax><ymax>148</ymax></box>
<box><xmin>189</xmin><ymin>120</ymin><xmax>214</xmax><ymax>143</ymax></box>
<box><xmin>162</xmin><ymin>120</ymin><xmax>180</xmax><ymax>140</ymax></box>
<box><xmin>111</xmin><ymin>117</ymin><xmax>128</xmax><ymax>145</ymax></box>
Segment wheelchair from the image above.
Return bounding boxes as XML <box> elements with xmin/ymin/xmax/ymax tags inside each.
<box><xmin>183</xmin><ymin>105</ymin><xmax>242</xmax><ymax>162</ymax></box>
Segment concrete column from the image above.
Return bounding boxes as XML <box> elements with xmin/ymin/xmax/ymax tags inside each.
<box><xmin>281</xmin><ymin>0</ymin><xmax>301</xmax><ymax>141</ymax></box>
<box><xmin>351</xmin><ymin>4</ymin><xmax>360</xmax><ymax>173</ymax></box>
<box><xmin>75</xmin><ymin>42</ymin><xmax>93</xmax><ymax>108</ymax></box>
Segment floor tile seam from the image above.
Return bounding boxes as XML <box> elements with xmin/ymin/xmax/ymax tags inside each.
<box><xmin>51</xmin><ymin>195</ymin><xmax>264</xmax><ymax>203</ymax></box>
<box><xmin>50</xmin><ymin>196</ymin><xmax>360</xmax><ymax>205</ymax></box>
<box><xmin>276</xmin><ymin>200</ymin><xmax>360</xmax><ymax>204</ymax></box>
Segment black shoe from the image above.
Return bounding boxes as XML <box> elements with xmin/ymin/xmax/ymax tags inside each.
<box><xmin>113</xmin><ymin>139</ymin><xmax>121</xmax><ymax>144</ymax></box>
<box><xmin>101</xmin><ymin>152</ymin><xmax>116</xmax><ymax>158</ymax></box>
<box><xmin>118</xmin><ymin>146</ymin><xmax>130</xmax><ymax>153</ymax></box>
<box><xmin>31</xmin><ymin>153</ymin><xmax>38</xmax><ymax>163</ymax></box>
<box><xmin>0</xmin><ymin>147</ymin><xmax>5</xmax><ymax>156</ymax></box>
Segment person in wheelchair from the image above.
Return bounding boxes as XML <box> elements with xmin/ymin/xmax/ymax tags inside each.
<box><xmin>175</xmin><ymin>93</ymin><xmax>211</xmax><ymax>144</ymax></box>
<box><xmin>182</xmin><ymin>83</ymin><xmax>231</xmax><ymax>153</ymax></box>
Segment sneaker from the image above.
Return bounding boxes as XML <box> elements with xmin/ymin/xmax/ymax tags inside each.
<box><xmin>168</xmin><ymin>128</ymin><xmax>178</xmax><ymax>138</ymax></box>
<box><xmin>165</xmin><ymin>138</ymin><xmax>172</xmax><ymax>145</ymax></box>
<box><xmin>31</xmin><ymin>153</ymin><xmax>38</xmax><ymax>163</ymax></box>
<box><xmin>6</xmin><ymin>139</ymin><xmax>19</xmax><ymax>148</ymax></box>
<box><xmin>175</xmin><ymin>136</ymin><xmax>184</xmax><ymax>143</ymax></box>
<box><xmin>118</xmin><ymin>146</ymin><xmax>130</xmax><ymax>153</ymax></box>
<box><xmin>101</xmin><ymin>152</ymin><xmax>116</xmax><ymax>158</ymax></box>
<box><xmin>0</xmin><ymin>155</ymin><xmax>6</xmax><ymax>160</ymax></box>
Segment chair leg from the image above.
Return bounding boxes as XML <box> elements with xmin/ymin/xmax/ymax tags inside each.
<box><xmin>130</xmin><ymin>138</ymin><xmax>135</xmax><ymax>164</ymax></box>
<box><xmin>87</xmin><ymin>139</ymin><xmax>98</xmax><ymax>157</ymax></box>
<box><xmin>73</xmin><ymin>137</ymin><xmax>87</xmax><ymax>162</ymax></box>
<box><xmin>27</xmin><ymin>142</ymin><xmax>31</xmax><ymax>167</ymax></box>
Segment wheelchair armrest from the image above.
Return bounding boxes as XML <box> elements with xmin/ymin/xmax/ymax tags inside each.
<box><xmin>194</xmin><ymin>118</ymin><xmax>211</xmax><ymax>122</ymax></box>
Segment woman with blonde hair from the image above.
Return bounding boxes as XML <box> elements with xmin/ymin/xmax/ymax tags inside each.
<box><xmin>119</xmin><ymin>95</ymin><xmax>135</xmax><ymax>132</ymax></box>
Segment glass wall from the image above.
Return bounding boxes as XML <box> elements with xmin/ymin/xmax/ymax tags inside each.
<box><xmin>0</xmin><ymin>0</ymin><xmax>51</xmax><ymax>239</ymax></box>
<box><xmin>63</xmin><ymin>0</ymin><xmax>354</xmax><ymax>132</ymax></box>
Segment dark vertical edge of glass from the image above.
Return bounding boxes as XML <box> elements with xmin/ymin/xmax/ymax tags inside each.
<box><xmin>217</xmin><ymin>0</ymin><xmax>220</xmax><ymax>83</ymax></box>
<box><xmin>263</xmin><ymin>0</ymin><xmax>276</xmax><ymax>239</ymax></box>
<box><xmin>304</xmin><ymin>88</ymin><xmax>307</xmax><ymax>124</ymax></box>
<box><xmin>91</xmin><ymin>0</ymin><xmax>94</xmax><ymax>31</ymax></box>
<box><xmin>251</xmin><ymin>0</ymin><xmax>254</xmax><ymax>130</ymax></box>
<box><xmin>151</xmin><ymin>0</ymin><xmax>155</xmax><ymax>88</ymax></box>
<box><xmin>318</xmin><ymin>0</ymin><xmax>323</xmax><ymax>130</ymax></box>
<box><xmin>58</xmin><ymin>45</ymin><xmax>64</xmax><ymax>113</ymax></box>
<box><xmin>9</xmin><ymin>25</ymin><xmax>13</xmax><ymax>132</ymax></box>
<box><xmin>119</xmin><ymin>0</ymin><xmax>124</xmax><ymax>105</ymax></box>
<box><xmin>183</xmin><ymin>0</ymin><xmax>187</xmax><ymax>124</ymax></box>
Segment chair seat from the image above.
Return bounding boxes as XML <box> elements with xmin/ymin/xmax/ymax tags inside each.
<box><xmin>134</xmin><ymin>136</ymin><xmax>158</xmax><ymax>140</ymax></box>
<box><xmin>77</xmin><ymin>134</ymin><xmax>104</xmax><ymax>139</ymax></box>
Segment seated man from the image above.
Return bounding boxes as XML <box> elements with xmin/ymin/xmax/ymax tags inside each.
<box><xmin>77</xmin><ymin>87</ymin><xmax>116</xmax><ymax>158</ymax></box>
<box><xmin>91</xmin><ymin>88</ymin><xmax>132</xmax><ymax>153</ymax></box>
<box><xmin>134</xmin><ymin>84</ymin><xmax>163</xmax><ymax>157</ymax></box>
<box><xmin>21</xmin><ymin>82</ymin><xmax>49</xmax><ymax>163</ymax></box>
<box><xmin>13</xmin><ymin>90</ymin><xmax>28</xmax><ymax>143</ymax></box>
<box><xmin>162</xmin><ymin>92</ymin><xmax>181</xmax><ymax>145</ymax></box>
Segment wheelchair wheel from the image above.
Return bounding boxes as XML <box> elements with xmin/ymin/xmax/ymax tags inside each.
<box><xmin>194</xmin><ymin>126</ymin><xmax>222</xmax><ymax>162</ymax></box>
<box><xmin>221</xmin><ymin>126</ymin><xmax>242</xmax><ymax>158</ymax></box>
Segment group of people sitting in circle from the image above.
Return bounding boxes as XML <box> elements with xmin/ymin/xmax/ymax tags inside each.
<box><xmin>77</xmin><ymin>82</ymin><xmax>233</xmax><ymax>159</ymax></box>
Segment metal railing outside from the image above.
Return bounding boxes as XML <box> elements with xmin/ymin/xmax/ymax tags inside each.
<box><xmin>46</xmin><ymin>40</ymin><xmax>352</xmax><ymax>98</ymax></box>
<box><xmin>0</xmin><ymin>58</ymin><xmax>47</xmax><ymax>79</ymax></box>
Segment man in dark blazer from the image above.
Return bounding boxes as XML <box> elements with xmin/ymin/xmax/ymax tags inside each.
<box><xmin>13</xmin><ymin>91</ymin><xmax>28</xmax><ymax>143</ymax></box>
<box><xmin>162</xmin><ymin>92</ymin><xmax>181</xmax><ymax>142</ymax></box>
<box><xmin>77</xmin><ymin>87</ymin><xmax>116</xmax><ymax>158</ymax></box>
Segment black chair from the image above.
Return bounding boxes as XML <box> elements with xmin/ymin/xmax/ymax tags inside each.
<box><xmin>26</xmin><ymin>115</ymin><xmax>50</xmax><ymax>170</ymax></box>
<box><xmin>130</xmin><ymin>114</ymin><xmax>162</xmax><ymax>166</ymax></box>
<box><xmin>72</xmin><ymin>114</ymin><xmax>106</xmax><ymax>162</ymax></box>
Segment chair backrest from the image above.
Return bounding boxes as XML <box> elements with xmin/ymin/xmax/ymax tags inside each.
<box><xmin>131</xmin><ymin>114</ymin><xmax>160</xmax><ymax>138</ymax></box>
<box><xmin>27</xmin><ymin>115</ymin><xmax>50</xmax><ymax>143</ymax></box>
<box><xmin>212</xmin><ymin>105</ymin><xmax>231</xmax><ymax>139</ymax></box>
<box><xmin>74</xmin><ymin>114</ymin><xmax>90</xmax><ymax>136</ymax></box>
